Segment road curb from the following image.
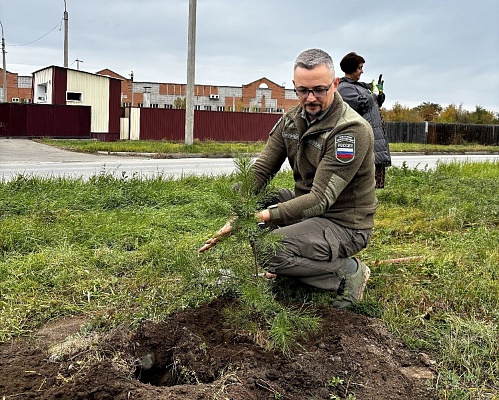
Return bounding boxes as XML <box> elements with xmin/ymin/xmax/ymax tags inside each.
<box><xmin>96</xmin><ymin>151</ymin><xmax>499</xmax><ymax>158</ymax></box>
<box><xmin>97</xmin><ymin>151</ymin><xmax>262</xmax><ymax>158</ymax></box>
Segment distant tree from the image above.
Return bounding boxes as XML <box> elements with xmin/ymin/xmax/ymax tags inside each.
<box><xmin>382</xmin><ymin>102</ymin><xmax>423</xmax><ymax>122</ymax></box>
<box><xmin>174</xmin><ymin>97</ymin><xmax>186</xmax><ymax>109</ymax></box>
<box><xmin>235</xmin><ymin>100</ymin><xmax>244</xmax><ymax>112</ymax></box>
<box><xmin>436</xmin><ymin>103</ymin><xmax>470</xmax><ymax>123</ymax></box>
<box><xmin>415</xmin><ymin>102</ymin><xmax>442</xmax><ymax>121</ymax></box>
<box><xmin>381</xmin><ymin>102</ymin><xmax>498</xmax><ymax>124</ymax></box>
<box><xmin>468</xmin><ymin>106</ymin><xmax>498</xmax><ymax>125</ymax></box>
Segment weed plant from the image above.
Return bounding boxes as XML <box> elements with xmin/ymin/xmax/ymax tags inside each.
<box><xmin>0</xmin><ymin>159</ymin><xmax>498</xmax><ymax>399</ymax></box>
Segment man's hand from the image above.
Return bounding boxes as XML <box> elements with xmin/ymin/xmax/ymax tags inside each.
<box><xmin>198</xmin><ymin>209</ymin><xmax>271</xmax><ymax>253</ymax></box>
<box><xmin>198</xmin><ymin>218</ymin><xmax>235</xmax><ymax>252</ymax></box>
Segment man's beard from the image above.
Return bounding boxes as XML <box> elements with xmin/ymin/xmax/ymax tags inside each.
<box><xmin>304</xmin><ymin>102</ymin><xmax>323</xmax><ymax>118</ymax></box>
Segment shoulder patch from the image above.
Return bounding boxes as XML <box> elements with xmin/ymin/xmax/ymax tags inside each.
<box><xmin>335</xmin><ymin>134</ymin><xmax>355</xmax><ymax>163</ymax></box>
<box><xmin>269</xmin><ymin>116</ymin><xmax>283</xmax><ymax>136</ymax></box>
<box><xmin>283</xmin><ymin>132</ymin><xmax>299</xmax><ymax>140</ymax></box>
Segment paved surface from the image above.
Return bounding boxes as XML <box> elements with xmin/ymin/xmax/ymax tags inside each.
<box><xmin>0</xmin><ymin>138</ymin><xmax>240</xmax><ymax>181</ymax></box>
<box><xmin>0</xmin><ymin>138</ymin><xmax>140</xmax><ymax>163</ymax></box>
<box><xmin>1</xmin><ymin>138</ymin><xmax>498</xmax><ymax>182</ymax></box>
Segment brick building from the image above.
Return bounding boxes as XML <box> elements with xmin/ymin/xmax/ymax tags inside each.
<box><xmin>0</xmin><ymin>68</ymin><xmax>32</xmax><ymax>103</ymax></box>
<box><xmin>96</xmin><ymin>69</ymin><xmax>299</xmax><ymax>113</ymax></box>
<box><xmin>1</xmin><ymin>66</ymin><xmax>299</xmax><ymax>113</ymax></box>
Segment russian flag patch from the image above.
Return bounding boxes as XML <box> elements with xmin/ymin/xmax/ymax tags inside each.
<box><xmin>335</xmin><ymin>134</ymin><xmax>355</xmax><ymax>163</ymax></box>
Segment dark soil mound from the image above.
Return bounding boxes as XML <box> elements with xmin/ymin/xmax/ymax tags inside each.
<box><xmin>0</xmin><ymin>298</ymin><xmax>435</xmax><ymax>399</ymax></box>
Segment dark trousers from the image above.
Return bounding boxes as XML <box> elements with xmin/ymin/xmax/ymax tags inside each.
<box><xmin>259</xmin><ymin>189</ymin><xmax>372</xmax><ymax>291</ymax></box>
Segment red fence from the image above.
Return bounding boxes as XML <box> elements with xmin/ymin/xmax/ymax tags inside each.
<box><xmin>0</xmin><ymin>103</ymin><xmax>91</xmax><ymax>138</ymax></box>
<box><xmin>138</xmin><ymin>108</ymin><xmax>281</xmax><ymax>141</ymax></box>
<box><xmin>2</xmin><ymin>103</ymin><xmax>497</xmax><ymax>145</ymax></box>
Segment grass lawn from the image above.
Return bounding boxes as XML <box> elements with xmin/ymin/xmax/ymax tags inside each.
<box><xmin>0</xmin><ymin>154</ymin><xmax>497</xmax><ymax>399</ymax></box>
<box><xmin>38</xmin><ymin>138</ymin><xmax>499</xmax><ymax>156</ymax></box>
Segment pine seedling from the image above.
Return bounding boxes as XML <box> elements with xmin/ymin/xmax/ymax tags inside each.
<box><xmin>222</xmin><ymin>156</ymin><xmax>283</xmax><ymax>279</ymax></box>
<box><xmin>198</xmin><ymin>156</ymin><xmax>322</xmax><ymax>354</ymax></box>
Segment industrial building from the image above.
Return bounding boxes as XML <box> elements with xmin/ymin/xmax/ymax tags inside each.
<box><xmin>1</xmin><ymin>67</ymin><xmax>299</xmax><ymax>113</ymax></box>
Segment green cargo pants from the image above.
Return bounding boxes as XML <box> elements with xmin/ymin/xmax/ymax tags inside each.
<box><xmin>259</xmin><ymin>189</ymin><xmax>372</xmax><ymax>291</ymax></box>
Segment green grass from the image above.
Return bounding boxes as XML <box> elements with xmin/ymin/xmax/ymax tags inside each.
<box><xmin>37</xmin><ymin>139</ymin><xmax>266</xmax><ymax>155</ymax></box>
<box><xmin>0</xmin><ymin>160</ymin><xmax>498</xmax><ymax>399</ymax></box>
<box><xmin>37</xmin><ymin>138</ymin><xmax>499</xmax><ymax>155</ymax></box>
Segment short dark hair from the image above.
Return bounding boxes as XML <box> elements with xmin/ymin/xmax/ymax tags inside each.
<box><xmin>340</xmin><ymin>52</ymin><xmax>365</xmax><ymax>74</ymax></box>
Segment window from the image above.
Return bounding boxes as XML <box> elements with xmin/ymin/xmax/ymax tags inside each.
<box><xmin>36</xmin><ymin>83</ymin><xmax>48</xmax><ymax>103</ymax></box>
<box><xmin>217</xmin><ymin>106</ymin><xmax>225</xmax><ymax>111</ymax></box>
<box><xmin>194</xmin><ymin>105</ymin><xmax>201</xmax><ymax>110</ymax></box>
<box><xmin>11</xmin><ymin>98</ymin><xmax>20</xmax><ymax>103</ymax></box>
<box><xmin>204</xmin><ymin>105</ymin><xmax>212</xmax><ymax>111</ymax></box>
<box><xmin>66</xmin><ymin>91</ymin><xmax>82</xmax><ymax>102</ymax></box>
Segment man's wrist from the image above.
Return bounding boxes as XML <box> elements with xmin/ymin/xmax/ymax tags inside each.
<box><xmin>257</xmin><ymin>208</ymin><xmax>272</xmax><ymax>222</ymax></box>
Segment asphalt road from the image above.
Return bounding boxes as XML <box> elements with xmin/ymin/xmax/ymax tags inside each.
<box><xmin>1</xmin><ymin>138</ymin><xmax>498</xmax><ymax>182</ymax></box>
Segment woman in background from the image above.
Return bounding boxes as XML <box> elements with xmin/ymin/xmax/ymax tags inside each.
<box><xmin>338</xmin><ymin>52</ymin><xmax>391</xmax><ymax>188</ymax></box>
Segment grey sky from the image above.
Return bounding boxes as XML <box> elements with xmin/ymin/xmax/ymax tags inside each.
<box><xmin>2</xmin><ymin>0</ymin><xmax>498</xmax><ymax>112</ymax></box>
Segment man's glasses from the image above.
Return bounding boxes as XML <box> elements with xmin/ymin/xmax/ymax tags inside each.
<box><xmin>294</xmin><ymin>81</ymin><xmax>334</xmax><ymax>99</ymax></box>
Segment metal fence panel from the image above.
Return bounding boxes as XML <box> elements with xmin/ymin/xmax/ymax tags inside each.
<box><xmin>0</xmin><ymin>103</ymin><xmax>91</xmax><ymax>138</ymax></box>
<box><xmin>138</xmin><ymin>108</ymin><xmax>281</xmax><ymax>141</ymax></box>
<box><xmin>1</xmin><ymin>103</ymin><xmax>497</xmax><ymax>145</ymax></box>
<box><xmin>194</xmin><ymin>110</ymin><xmax>280</xmax><ymax>141</ymax></box>
<box><xmin>139</xmin><ymin>108</ymin><xmax>185</xmax><ymax>140</ymax></box>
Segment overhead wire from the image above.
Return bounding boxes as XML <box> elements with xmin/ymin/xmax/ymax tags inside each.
<box><xmin>9</xmin><ymin>19</ymin><xmax>63</xmax><ymax>47</ymax></box>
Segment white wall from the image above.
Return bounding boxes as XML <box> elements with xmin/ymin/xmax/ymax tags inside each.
<box><xmin>33</xmin><ymin>68</ymin><xmax>53</xmax><ymax>104</ymax></box>
<box><xmin>67</xmin><ymin>70</ymin><xmax>110</xmax><ymax>133</ymax></box>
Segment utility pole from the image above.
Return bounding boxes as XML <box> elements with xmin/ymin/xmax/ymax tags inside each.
<box><xmin>129</xmin><ymin>70</ymin><xmax>134</xmax><ymax>107</ymax></box>
<box><xmin>128</xmin><ymin>71</ymin><xmax>134</xmax><ymax>140</ymax></box>
<box><xmin>0</xmin><ymin>20</ymin><xmax>6</xmax><ymax>102</ymax></box>
<box><xmin>74</xmin><ymin>58</ymin><xmax>83</xmax><ymax>70</ymax></box>
<box><xmin>63</xmin><ymin>0</ymin><xmax>68</xmax><ymax>68</ymax></box>
<box><xmin>184</xmin><ymin>0</ymin><xmax>197</xmax><ymax>145</ymax></box>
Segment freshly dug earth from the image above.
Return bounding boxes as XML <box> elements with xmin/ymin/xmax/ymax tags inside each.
<box><xmin>0</xmin><ymin>298</ymin><xmax>435</xmax><ymax>399</ymax></box>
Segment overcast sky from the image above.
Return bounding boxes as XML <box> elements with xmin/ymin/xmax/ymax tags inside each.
<box><xmin>2</xmin><ymin>0</ymin><xmax>498</xmax><ymax>112</ymax></box>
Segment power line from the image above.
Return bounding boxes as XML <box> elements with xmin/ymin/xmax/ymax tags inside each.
<box><xmin>9</xmin><ymin>20</ymin><xmax>62</xmax><ymax>47</ymax></box>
